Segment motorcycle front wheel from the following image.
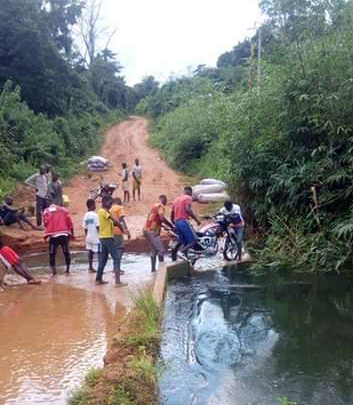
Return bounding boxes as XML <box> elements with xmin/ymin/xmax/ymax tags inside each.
<box><xmin>223</xmin><ymin>237</ymin><xmax>239</xmax><ymax>261</ymax></box>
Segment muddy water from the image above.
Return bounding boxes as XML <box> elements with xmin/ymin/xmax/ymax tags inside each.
<box><xmin>160</xmin><ymin>265</ymin><xmax>353</xmax><ymax>405</ymax></box>
<box><xmin>0</xmin><ymin>252</ymin><xmax>152</xmax><ymax>405</ymax></box>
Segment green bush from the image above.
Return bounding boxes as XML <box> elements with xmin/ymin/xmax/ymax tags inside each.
<box><xmin>143</xmin><ymin>22</ymin><xmax>353</xmax><ymax>272</ymax></box>
<box><xmin>0</xmin><ymin>81</ymin><xmax>125</xmax><ymax>198</ymax></box>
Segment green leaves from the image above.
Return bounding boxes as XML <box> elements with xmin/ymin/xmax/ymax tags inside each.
<box><xmin>142</xmin><ymin>0</ymin><xmax>353</xmax><ymax>273</ymax></box>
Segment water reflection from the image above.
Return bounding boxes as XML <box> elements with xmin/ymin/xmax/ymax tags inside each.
<box><xmin>160</xmin><ymin>269</ymin><xmax>353</xmax><ymax>405</ymax></box>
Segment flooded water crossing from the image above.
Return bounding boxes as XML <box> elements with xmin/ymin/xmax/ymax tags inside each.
<box><xmin>0</xmin><ymin>252</ymin><xmax>152</xmax><ymax>405</ymax></box>
<box><xmin>160</xmin><ymin>264</ymin><xmax>353</xmax><ymax>405</ymax></box>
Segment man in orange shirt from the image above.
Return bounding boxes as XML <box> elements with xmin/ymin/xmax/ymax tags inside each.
<box><xmin>143</xmin><ymin>195</ymin><xmax>174</xmax><ymax>272</ymax></box>
<box><xmin>110</xmin><ymin>197</ymin><xmax>130</xmax><ymax>279</ymax></box>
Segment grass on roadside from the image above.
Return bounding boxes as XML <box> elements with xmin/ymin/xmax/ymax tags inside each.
<box><xmin>68</xmin><ymin>290</ymin><xmax>161</xmax><ymax>405</ymax></box>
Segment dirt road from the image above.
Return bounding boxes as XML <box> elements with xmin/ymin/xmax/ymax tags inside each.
<box><xmin>2</xmin><ymin>117</ymin><xmax>185</xmax><ymax>252</ymax></box>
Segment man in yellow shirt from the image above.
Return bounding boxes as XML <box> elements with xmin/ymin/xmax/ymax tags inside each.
<box><xmin>96</xmin><ymin>195</ymin><xmax>127</xmax><ymax>286</ymax></box>
<box><xmin>110</xmin><ymin>198</ymin><xmax>131</xmax><ymax>277</ymax></box>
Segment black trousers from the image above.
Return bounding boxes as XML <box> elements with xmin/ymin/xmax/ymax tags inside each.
<box><xmin>49</xmin><ymin>235</ymin><xmax>71</xmax><ymax>269</ymax></box>
<box><xmin>36</xmin><ymin>195</ymin><xmax>48</xmax><ymax>226</ymax></box>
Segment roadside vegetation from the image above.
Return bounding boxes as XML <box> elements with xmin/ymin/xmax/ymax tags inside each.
<box><xmin>138</xmin><ymin>0</ymin><xmax>353</xmax><ymax>273</ymax></box>
<box><xmin>0</xmin><ymin>0</ymin><xmax>160</xmax><ymax>199</ymax></box>
<box><xmin>69</xmin><ymin>291</ymin><xmax>161</xmax><ymax>405</ymax></box>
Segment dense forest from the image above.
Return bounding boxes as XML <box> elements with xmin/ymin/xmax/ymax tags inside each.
<box><xmin>137</xmin><ymin>0</ymin><xmax>353</xmax><ymax>272</ymax></box>
<box><xmin>0</xmin><ymin>0</ymin><xmax>156</xmax><ymax>196</ymax></box>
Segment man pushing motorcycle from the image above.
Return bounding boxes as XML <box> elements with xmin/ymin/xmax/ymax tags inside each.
<box><xmin>171</xmin><ymin>186</ymin><xmax>201</xmax><ymax>260</ymax></box>
<box><xmin>218</xmin><ymin>199</ymin><xmax>245</xmax><ymax>261</ymax></box>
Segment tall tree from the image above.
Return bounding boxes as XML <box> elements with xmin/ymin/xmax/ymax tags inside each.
<box><xmin>90</xmin><ymin>49</ymin><xmax>126</xmax><ymax>109</ymax></box>
<box><xmin>43</xmin><ymin>0</ymin><xmax>83</xmax><ymax>55</ymax></box>
<box><xmin>77</xmin><ymin>0</ymin><xmax>116</xmax><ymax>67</ymax></box>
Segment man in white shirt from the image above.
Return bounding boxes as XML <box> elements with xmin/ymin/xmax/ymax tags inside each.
<box><xmin>121</xmin><ymin>162</ymin><xmax>130</xmax><ymax>204</ymax></box>
<box><xmin>219</xmin><ymin>200</ymin><xmax>245</xmax><ymax>261</ymax></box>
<box><xmin>25</xmin><ymin>165</ymin><xmax>49</xmax><ymax>227</ymax></box>
<box><xmin>132</xmin><ymin>158</ymin><xmax>142</xmax><ymax>202</ymax></box>
<box><xmin>82</xmin><ymin>199</ymin><xmax>100</xmax><ymax>272</ymax></box>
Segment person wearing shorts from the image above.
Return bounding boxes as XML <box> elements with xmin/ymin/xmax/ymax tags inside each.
<box><xmin>43</xmin><ymin>202</ymin><xmax>74</xmax><ymax>276</ymax></box>
<box><xmin>0</xmin><ymin>240</ymin><xmax>41</xmax><ymax>286</ymax></box>
<box><xmin>171</xmin><ymin>187</ymin><xmax>201</xmax><ymax>258</ymax></box>
<box><xmin>143</xmin><ymin>195</ymin><xmax>174</xmax><ymax>272</ymax></box>
<box><xmin>0</xmin><ymin>196</ymin><xmax>39</xmax><ymax>230</ymax></box>
<box><xmin>83</xmin><ymin>199</ymin><xmax>100</xmax><ymax>272</ymax></box>
<box><xmin>121</xmin><ymin>163</ymin><xmax>130</xmax><ymax>204</ymax></box>
<box><xmin>132</xmin><ymin>158</ymin><xmax>142</xmax><ymax>201</ymax></box>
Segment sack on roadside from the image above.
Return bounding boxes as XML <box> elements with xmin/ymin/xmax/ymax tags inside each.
<box><xmin>197</xmin><ymin>192</ymin><xmax>229</xmax><ymax>203</ymax></box>
<box><xmin>200</xmin><ymin>179</ymin><xmax>226</xmax><ymax>188</ymax></box>
<box><xmin>88</xmin><ymin>156</ymin><xmax>109</xmax><ymax>165</ymax></box>
<box><xmin>192</xmin><ymin>184</ymin><xmax>225</xmax><ymax>200</ymax></box>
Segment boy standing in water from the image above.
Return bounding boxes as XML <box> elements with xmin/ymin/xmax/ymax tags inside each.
<box><xmin>83</xmin><ymin>199</ymin><xmax>100</xmax><ymax>273</ymax></box>
<box><xmin>121</xmin><ymin>163</ymin><xmax>130</xmax><ymax>204</ymax></box>
<box><xmin>0</xmin><ymin>240</ymin><xmax>41</xmax><ymax>287</ymax></box>
<box><xmin>43</xmin><ymin>199</ymin><xmax>74</xmax><ymax>276</ymax></box>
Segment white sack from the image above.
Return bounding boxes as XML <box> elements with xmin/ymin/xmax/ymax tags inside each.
<box><xmin>88</xmin><ymin>162</ymin><xmax>106</xmax><ymax>168</ymax></box>
<box><xmin>198</xmin><ymin>192</ymin><xmax>229</xmax><ymax>203</ymax></box>
<box><xmin>192</xmin><ymin>184</ymin><xmax>225</xmax><ymax>199</ymax></box>
<box><xmin>87</xmin><ymin>166</ymin><xmax>108</xmax><ymax>172</ymax></box>
<box><xmin>200</xmin><ymin>179</ymin><xmax>226</xmax><ymax>188</ymax></box>
<box><xmin>88</xmin><ymin>156</ymin><xmax>109</xmax><ymax>165</ymax></box>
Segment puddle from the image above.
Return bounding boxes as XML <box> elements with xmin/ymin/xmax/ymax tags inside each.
<box><xmin>0</xmin><ymin>252</ymin><xmax>153</xmax><ymax>405</ymax></box>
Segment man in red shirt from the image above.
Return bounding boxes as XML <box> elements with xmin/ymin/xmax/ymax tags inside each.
<box><xmin>171</xmin><ymin>187</ymin><xmax>201</xmax><ymax>258</ymax></box>
<box><xmin>143</xmin><ymin>195</ymin><xmax>174</xmax><ymax>272</ymax></box>
<box><xmin>43</xmin><ymin>202</ymin><xmax>74</xmax><ymax>276</ymax></box>
<box><xmin>0</xmin><ymin>240</ymin><xmax>41</xmax><ymax>287</ymax></box>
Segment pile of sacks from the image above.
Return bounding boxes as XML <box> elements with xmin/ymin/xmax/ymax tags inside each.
<box><xmin>87</xmin><ymin>156</ymin><xmax>109</xmax><ymax>172</ymax></box>
<box><xmin>192</xmin><ymin>179</ymin><xmax>229</xmax><ymax>203</ymax></box>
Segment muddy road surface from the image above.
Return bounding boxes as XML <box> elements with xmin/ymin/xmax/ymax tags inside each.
<box><xmin>1</xmin><ymin>117</ymin><xmax>185</xmax><ymax>253</ymax></box>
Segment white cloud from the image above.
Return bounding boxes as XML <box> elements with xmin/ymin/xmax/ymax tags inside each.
<box><xmin>102</xmin><ymin>0</ymin><xmax>261</xmax><ymax>85</ymax></box>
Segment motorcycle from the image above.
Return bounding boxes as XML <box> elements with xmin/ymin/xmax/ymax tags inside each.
<box><xmin>165</xmin><ymin>214</ymin><xmax>240</xmax><ymax>265</ymax></box>
<box><xmin>89</xmin><ymin>182</ymin><xmax>118</xmax><ymax>200</ymax></box>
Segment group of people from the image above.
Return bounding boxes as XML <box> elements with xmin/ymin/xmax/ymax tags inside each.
<box><xmin>0</xmin><ymin>160</ymin><xmax>245</xmax><ymax>288</ymax></box>
<box><xmin>83</xmin><ymin>196</ymin><xmax>130</xmax><ymax>285</ymax></box>
<box><xmin>143</xmin><ymin>187</ymin><xmax>245</xmax><ymax>271</ymax></box>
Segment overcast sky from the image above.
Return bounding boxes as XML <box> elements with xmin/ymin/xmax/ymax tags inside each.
<box><xmin>102</xmin><ymin>0</ymin><xmax>261</xmax><ymax>85</ymax></box>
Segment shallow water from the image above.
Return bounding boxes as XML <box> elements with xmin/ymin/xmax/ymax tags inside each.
<box><xmin>160</xmin><ymin>265</ymin><xmax>353</xmax><ymax>405</ymax></box>
<box><xmin>0</xmin><ymin>252</ymin><xmax>152</xmax><ymax>405</ymax></box>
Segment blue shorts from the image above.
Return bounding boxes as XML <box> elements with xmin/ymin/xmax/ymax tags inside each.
<box><xmin>175</xmin><ymin>219</ymin><xmax>197</xmax><ymax>246</ymax></box>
